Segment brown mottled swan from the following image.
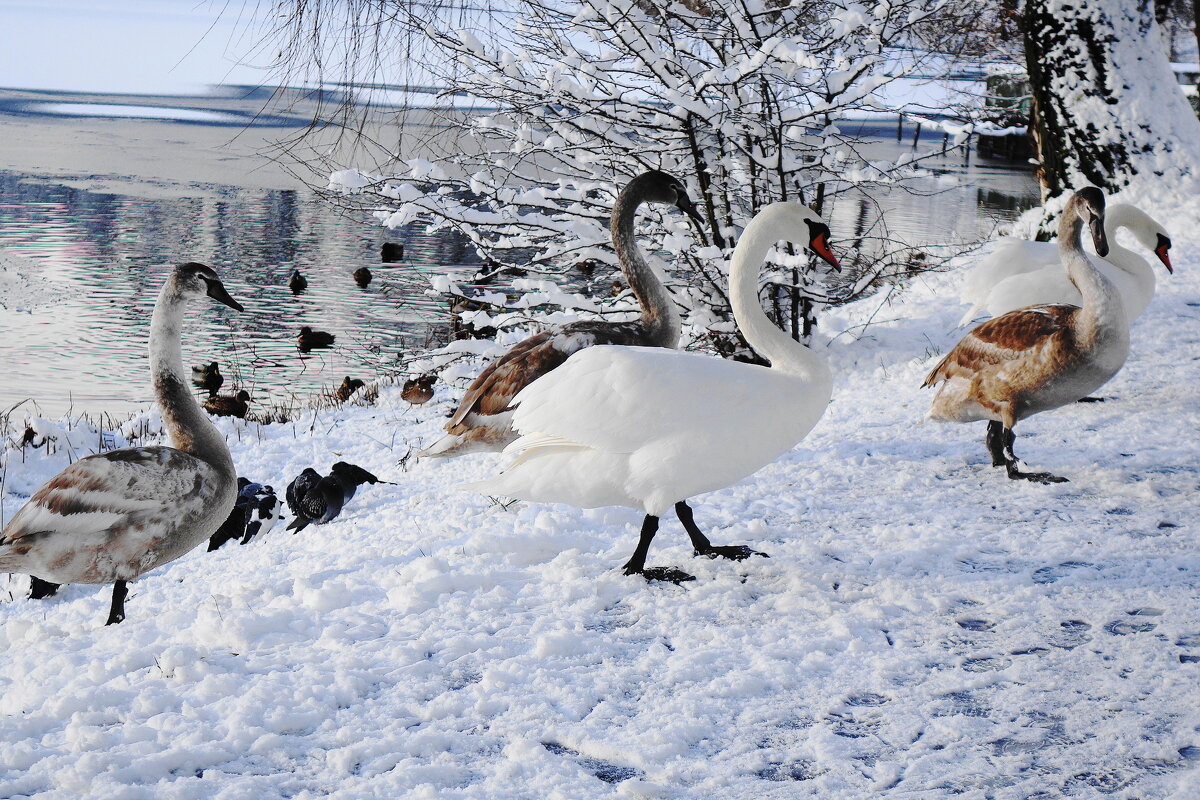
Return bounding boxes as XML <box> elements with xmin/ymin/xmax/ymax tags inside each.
<box><xmin>924</xmin><ymin>188</ymin><xmax>1129</xmax><ymax>483</ymax></box>
<box><xmin>418</xmin><ymin>170</ymin><xmax>703</xmax><ymax>458</ymax></box>
<box><xmin>0</xmin><ymin>263</ymin><xmax>243</xmax><ymax>624</ymax></box>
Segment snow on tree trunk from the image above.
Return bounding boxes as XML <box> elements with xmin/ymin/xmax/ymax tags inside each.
<box><xmin>1021</xmin><ymin>0</ymin><xmax>1200</xmax><ymax>216</ymax></box>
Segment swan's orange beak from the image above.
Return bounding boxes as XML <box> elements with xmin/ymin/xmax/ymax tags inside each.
<box><xmin>810</xmin><ymin>230</ymin><xmax>840</xmax><ymax>271</ymax></box>
<box><xmin>1155</xmin><ymin>234</ymin><xmax>1173</xmax><ymax>273</ymax></box>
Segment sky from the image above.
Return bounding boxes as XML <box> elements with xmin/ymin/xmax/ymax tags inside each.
<box><xmin>0</xmin><ymin>0</ymin><xmax>275</xmax><ymax>94</ymax></box>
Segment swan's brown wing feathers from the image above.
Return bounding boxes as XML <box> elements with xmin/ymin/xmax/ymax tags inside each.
<box><xmin>446</xmin><ymin>322</ymin><xmax>648</xmax><ymax>428</ymax></box>
<box><xmin>924</xmin><ymin>305</ymin><xmax>1078</xmax><ymax>386</ymax></box>
<box><xmin>447</xmin><ymin>331</ymin><xmax>564</xmax><ymax>425</ymax></box>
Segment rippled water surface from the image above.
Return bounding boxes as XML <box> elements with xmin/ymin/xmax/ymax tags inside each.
<box><xmin>0</xmin><ymin>172</ymin><xmax>482</xmax><ymax>416</ymax></box>
<box><xmin>0</xmin><ymin>121</ymin><xmax>1039</xmax><ymax>417</ymax></box>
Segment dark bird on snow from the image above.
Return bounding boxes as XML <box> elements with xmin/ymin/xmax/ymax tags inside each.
<box><xmin>208</xmin><ymin>478</ymin><xmax>282</xmax><ymax>551</ymax></box>
<box><xmin>336</xmin><ymin>376</ymin><xmax>366</xmax><ymax>402</ymax></box>
<box><xmin>191</xmin><ymin>361</ymin><xmax>224</xmax><ymax>396</ymax></box>
<box><xmin>353</xmin><ymin>267</ymin><xmax>372</xmax><ymax>287</ymax></box>
<box><xmin>298</xmin><ymin>326</ymin><xmax>335</xmax><ymax>352</ymax></box>
<box><xmin>401</xmin><ymin>374</ymin><xmax>437</xmax><ymax>405</ymax></box>
<box><xmin>286</xmin><ymin>461</ymin><xmax>383</xmax><ymax>533</ymax></box>
<box><xmin>203</xmin><ymin>389</ymin><xmax>251</xmax><ymax>418</ymax></box>
<box><xmin>286</xmin><ymin>468</ymin><xmax>321</xmax><ymax>517</ymax></box>
<box><xmin>289</xmin><ymin>270</ymin><xmax>308</xmax><ymax>293</ymax></box>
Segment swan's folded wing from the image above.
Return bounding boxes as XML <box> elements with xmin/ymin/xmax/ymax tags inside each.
<box><xmin>507</xmin><ymin>345</ymin><xmax>776</xmax><ymax>456</ymax></box>
<box><xmin>961</xmin><ymin>238</ymin><xmax>1058</xmax><ymax>305</ymax></box>
<box><xmin>448</xmin><ymin>329</ymin><xmax>594</xmax><ymax>427</ymax></box>
<box><xmin>0</xmin><ymin>446</ymin><xmax>220</xmax><ymax>548</ymax></box>
<box><xmin>924</xmin><ymin>305</ymin><xmax>1076</xmax><ymax>386</ymax></box>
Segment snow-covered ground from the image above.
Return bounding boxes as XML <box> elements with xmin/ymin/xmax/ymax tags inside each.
<box><xmin>3</xmin><ymin>196</ymin><xmax>1200</xmax><ymax>798</ymax></box>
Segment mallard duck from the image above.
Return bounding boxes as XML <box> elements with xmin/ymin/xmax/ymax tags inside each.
<box><xmin>203</xmin><ymin>389</ymin><xmax>251</xmax><ymax>418</ymax></box>
<box><xmin>336</xmin><ymin>376</ymin><xmax>366</xmax><ymax>402</ymax></box>
<box><xmin>289</xmin><ymin>269</ymin><xmax>308</xmax><ymax>293</ymax></box>
<box><xmin>401</xmin><ymin>375</ymin><xmax>437</xmax><ymax>405</ymax></box>
<box><xmin>191</xmin><ymin>361</ymin><xmax>223</xmax><ymax>396</ymax></box>
<box><xmin>297</xmin><ymin>326</ymin><xmax>335</xmax><ymax>352</ymax></box>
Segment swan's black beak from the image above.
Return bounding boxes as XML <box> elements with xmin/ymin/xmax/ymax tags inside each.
<box><xmin>1155</xmin><ymin>233</ymin><xmax>1173</xmax><ymax>273</ymax></box>
<box><xmin>206</xmin><ymin>279</ymin><xmax>245</xmax><ymax>312</ymax></box>
<box><xmin>806</xmin><ymin>221</ymin><xmax>840</xmax><ymax>270</ymax></box>
<box><xmin>675</xmin><ymin>193</ymin><xmax>705</xmax><ymax>226</ymax></box>
<box><xmin>1090</xmin><ymin>215</ymin><xmax>1109</xmax><ymax>258</ymax></box>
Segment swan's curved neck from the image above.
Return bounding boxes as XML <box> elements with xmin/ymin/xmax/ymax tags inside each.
<box><xmin>729</xmin><ymin>209</ymin><xmax>831</xmax><ymax>389</ymax></box>
<box><xmin>612</xmin><ymin>189</ymin><xmax>680</xmax><ymax>348</ymax></box>
<box><xmin>1059</xmin><ymin>207</ymin><xmax>1125</xmax><ymax>340</ymax></box>
<box><xmin>149</xmin><ymin>280</ymin><xmax>233</xmax><ymax>470</ymax></box>
<box><xmin>1098</xmin><ymin>205</ymin><xmax>1153</xmax><ymax>281</ymax></box>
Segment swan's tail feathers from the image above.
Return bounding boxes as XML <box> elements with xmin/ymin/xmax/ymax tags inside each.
<box><xmin>502</xmin><ymin>432</ymin><xmax>589</xmax><ymax>468</ymax></box>
<box><xmin>415</xmin><ymin>432</ymin><xmax>464</xmax><ymax>459</ymax></box>
<box><xmin>417</xmin><ymin>426</ymin><xmax>515</xmax><ymax>459</ymax></box>
<box><xmin>957</xmin><ymin>303</ymin><xmax>987</xmax><ymax>328</ymax></box>
<box><xmin>286</xmin><ymin>516</ymin><xmax>312</xmax><ymax>534</ymax></box>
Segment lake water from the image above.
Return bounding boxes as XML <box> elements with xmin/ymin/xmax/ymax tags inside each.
<box><xmin>0</xmin><ymin>112</ymin><xmax>1039</xmax><ymax>417</ymax></box>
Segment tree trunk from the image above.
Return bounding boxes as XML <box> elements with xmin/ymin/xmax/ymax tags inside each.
<box><xmin>1021</xmin><ymin>0</ymin><xmax>1200</xmax><ymax>234</ymax></box>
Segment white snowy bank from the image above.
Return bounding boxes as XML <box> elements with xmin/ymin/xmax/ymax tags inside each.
<box><xmin>2</xmin><ymin>197</ymin><xmax>1200</xmax><ymax>799</ymax></box>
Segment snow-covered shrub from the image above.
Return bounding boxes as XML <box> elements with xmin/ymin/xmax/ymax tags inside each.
<box><xmin>265</xmin><ymin>0</ymin><xmax>999</xmax><ymax>360</ymax></box>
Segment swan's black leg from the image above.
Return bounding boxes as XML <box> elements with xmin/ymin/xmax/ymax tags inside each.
<box><xmin>29</xmin><ymin>577</ymin><xmax>60</xmax><ymax>599</ymax></box>
<box><xmin>985</xmin><ymin>420</ymin><xmax>1007</xmax><ymax>467</ymax></box>
<box><xmin>1000</xmin><ymin>427</ymin><xmax>1068</xmax><ymax>484</ymax></box>
<box><xmin>622</xmin><ymin>515</ymin><xmax>694</xmax><ymax>584</ymax></box>
<box><xmin>1077</xmin><ymin>396</ymin><xmax>1106</xmax><ymax>403</ymax></box>
<box><xmin>675</xmin><ymin>501</ymin><xmax>769</xmax><ymax>561</ymax></box>
<box><xmin>106</xmin><ymin>580</ymin><xmax>128</xmax><ymax>626</ymax></box>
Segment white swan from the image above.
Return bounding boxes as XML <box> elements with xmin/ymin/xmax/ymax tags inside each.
<box><xmin>0</xmin><ymin>263</ymin><xmax>243</xmax><ymax>624</ymax></box>
<box><xmin>419</xmin><ymin>170</ymin><xmax>702</xmax><ymax>458</ymax></box>
<box><xmin>925</xmin><ymin>188</ymin><xmax>1129</xmax><ymax>483</ymax></box>
<box><xmin>959</xmin><ymin>203</ymin><xmax>1172</xmax><ymax>326</ymax></box>
<box><xmin>468</xmin><ymin>202</ymin><xmax>840</xmax><ymax>582</ymax></box>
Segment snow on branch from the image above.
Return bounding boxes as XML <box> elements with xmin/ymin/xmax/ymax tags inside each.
<box><xmin>268</xmin><ymin>0</ymin><xmax>999</xmax><ymax>360</ymax></box>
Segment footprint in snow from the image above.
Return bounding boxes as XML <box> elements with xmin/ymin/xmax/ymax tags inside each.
<box><xmin>956</xmin><ymin>618</ymin><xmax>995</xmax><ymax>632</ymax></box>
<box><xmin>541</xmin><ymin>742</ymin><xmax>641</xmax><ymax>784</ymax></box>
<box><xmin>1032</xmin><ymin>561</ymin><xmax>1095</xmax><ymax>585</ymax></box>
<box><xmin>1105</xmin><ymin>608</ymin><xmax>1162</xmax><ymax>635</ymax></box>
<box><xmin>1048</xmin><ymin>619</ymin><xmax>1093</xmax><ymax>649</ymax></box>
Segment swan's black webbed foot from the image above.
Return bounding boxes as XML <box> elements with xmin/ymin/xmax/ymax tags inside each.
<box><xmin>694</xmin><ymin>544</ymin><xmax>769</xmax><ymax>561</ymax></box>
<box><xmin>674</xmin><ymin>501</ymin><xmax>767</xmax><ymax>563</ymax></box>
<box><xmin>29</xmin><ymin>577</ymin><xmax>61</xmax><ymax>599</ymax></box>
<box><xmin>1005</xmin><ymin>464</ymin><xmax>1069</xmax><ymax>484</ymax></box>
<box><xmin>1076</xmin><ymin>396</ymin><xmax>1107</xmax><ymax>403</ymax></box>
<box><xmin>626</xmin><ymin>565</ymin><xmax>696</xmax><ymax>584</ymax></box>
<box><xmin>990</xmin><ymin>424</ymin><xmax>1068</xmax><ymax>484</ymax></box>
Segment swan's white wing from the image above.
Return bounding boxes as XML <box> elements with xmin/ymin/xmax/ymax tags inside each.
<box><xmin>474</xmin><ymin>345</ymin><xmax>832</xmax><ymax>514</ymax></box>
<box><xmin>961</xmin><ymin>238</ymin><xmax>1059</xmax><ymax>307</ymax></box>
<box><xmin>0</xmin><ymin>446</ymin><xmax>226</xmax><ymax>583</ymax></box>
<box><xmin>506</xmin><ymin>346</ymin><xmax>778</xmax><ymax>456</ymax></box>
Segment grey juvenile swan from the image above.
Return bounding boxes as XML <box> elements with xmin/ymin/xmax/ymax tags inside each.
<box><xmin>419</xmin><ymin>170</ymin><xmax>703</xmax><ymax>457</ymax></box>
<box><xmin>1</xmin><ymin>263</ymin><xmax>244</xmax><ymax>625</ymax></box>
<box><xmin>924</xmin><ymin>188</ymin><xmax>1129</xmax><ymax>483</ymax></box>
